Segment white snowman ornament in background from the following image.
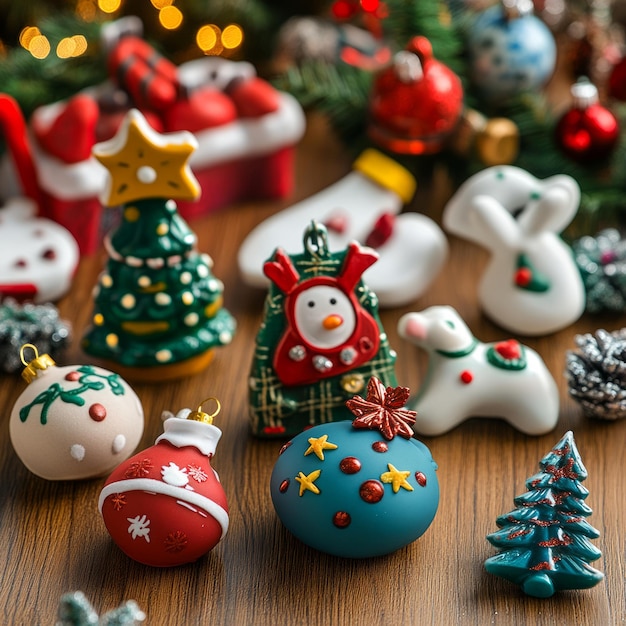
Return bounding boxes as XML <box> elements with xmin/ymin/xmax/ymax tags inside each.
<box><xmin>397</xmin><ymin>305</ymin><xmax>559</xmax><ymax>436</ymax></box>
<box><xmin>0</xmin><ymin>197</ymin><xmax>79</xmax><ymax>302</ymax></box>
<box><xmin>238</xmin><ymin>148</ymin><xmax>447</xmax><ymax>308</ymax></box>
<box><xmin>443</xmin><ymin>165</ymin><xmax>585</xmax><ymax>336</ymax></box>
<box><xmin>9</xmin><ymin>344</ymin><xmax>144</xmax><ymax>481</ymax></box>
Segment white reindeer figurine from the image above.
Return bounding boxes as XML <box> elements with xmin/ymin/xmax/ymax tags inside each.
<box><xmin>442</xmin><ymin>166</ymin><xmax>585</xmax><ymax>336</ymax></box>
<box><xmin>397</xmin><ymin>305</ymin><xmax>559</xmax><ymax>436</ymax></box>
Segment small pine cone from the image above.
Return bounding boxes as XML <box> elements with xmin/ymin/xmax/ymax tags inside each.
<box><xmin>565</xmin><ymin>328</ymin><xmax>626</xmax><ymax>420</ymax></box>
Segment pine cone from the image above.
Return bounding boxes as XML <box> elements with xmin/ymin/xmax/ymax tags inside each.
<box><xmin>565</xmin><ymin>328</ymin><xmax>626</xmax><ymax>420</ymax></box>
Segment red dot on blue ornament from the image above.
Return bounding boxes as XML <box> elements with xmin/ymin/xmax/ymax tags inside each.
<box><xmin>279</xmin><ymin>441</ymin><xmax>292</xmax><ymax>456</ymax></box>
<box><xmin>359</xmin><ymin>480</ymin><xmax>384</xmax><ymax>503</ymax></box>
<box><xmin>372</xmin><ymin>441</ymin><xmax>388</xmax><ymax>453</ymax></box>
<box><xmin>415</xmin><ymin>471</ymin><xmax>427</xmax><ymax>487</ymax></box>
<box><xmin>339</xmin><ymin>457</ymin><xmax>362</xmax><ymax>474</ymax></box>
<box><xmin>279</xmin><ymin>479</ymin><xmax>290</xmax><ymax>493</ymax></box>
<box><xmin>333</xmin><ymin>511</ymin><xmax>352</xmax><ymax>528</ymax></box>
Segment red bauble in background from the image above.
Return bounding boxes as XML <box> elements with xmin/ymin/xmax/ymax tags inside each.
<box><xmin>99</xmin><ymin>399</ymin><xmax>229</xmax><ymax>567</ymax></box>
<box><xmin>368</xmin><ymin>36</ymin><xmax>463</xmax><ymax>155</ymax></box>
<box><xmin>609</xmin><ymin>56</ymin><xmax>626</xmax><ymax>102</ymax></box>
<box><xmin>555</xmin><ymin>79</ymin><xmax>619</xmax><ymax>164</ymax></box>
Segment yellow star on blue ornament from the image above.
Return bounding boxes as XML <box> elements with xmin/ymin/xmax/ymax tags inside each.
<box><xmin>304</xmin><ymin>434</ymin><xmax>338</xmax><ymax>460</ymax></box>
<box><xmin>295</xmin><ymin>469</ymin><xmax>322</xmax><ymax>496</ymax></box>
<box><xmin>93</xmin><ymin>109</ymin><xmax>201</xmax><ymax>207</ymax></box>
<box><xmin>380</xmin><ymin>463</ymin><xmax>413</xmax><ymax>493</ymax></box>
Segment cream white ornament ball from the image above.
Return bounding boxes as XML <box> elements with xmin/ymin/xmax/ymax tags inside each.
<box><xmin>9</xmin><ymin>345</ymin><xmax>144</xmax><ymax>481</ymax></box>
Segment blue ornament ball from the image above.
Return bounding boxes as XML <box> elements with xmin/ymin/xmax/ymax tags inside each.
<box><xmin>468</xmin><ymin>5</ymin><xmax>556</xmax><ymax>103</ymax></box>
<box><xmin>270</xmin><ymin>421</ymin><xmax>439</xmax><ymax>558</ymax></box>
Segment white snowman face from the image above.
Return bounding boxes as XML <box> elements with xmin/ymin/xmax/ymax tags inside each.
<box><xmin>293</xmin><ymin>284</ymin><xmax>356</xmax><ymax>350</ymax></box>
<box><xmin>0</xmin><ymin>198</ymin><xmax>79</xmax><ymax>302</ymax></box>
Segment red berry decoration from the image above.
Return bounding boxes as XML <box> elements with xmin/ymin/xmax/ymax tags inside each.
<box><xmin>555</xmin><ymin>79</ymin><xmax>619</xmax><ymax>164</ymax></box>
<box><xmin>99</xmin><ymin>398</ymin><xmax>229</xmax><ymax>567</ymax></box>
<box><xmin>368</xmin><ymin>36</ymin><xmax>463</xmax><ymax>155</ymax></box>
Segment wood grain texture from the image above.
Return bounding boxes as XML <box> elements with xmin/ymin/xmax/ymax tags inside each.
<box><xmin>1</xmin><ymin>114</ymin><xmax>624</xmax><ymax>626</ymax></box>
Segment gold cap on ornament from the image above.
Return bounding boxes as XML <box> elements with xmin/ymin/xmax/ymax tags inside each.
<box><xmin>476</xmin><ymin>118</ymin><xmax>520</xmax><ymax>166</ymax></box>
<box><xmin>20</xmin><ymin>343</ymin><xmax>56</xmax><ymax>384</ymax></box>
<box><xmin>187</xmin><ymin>397</ymin><xmax>221</xmax><ymax>424</ymax></box>
<box><xmin>353</xmin><ymin>149</ymin><xmax>417</xmax><ymax>204</ymax></box>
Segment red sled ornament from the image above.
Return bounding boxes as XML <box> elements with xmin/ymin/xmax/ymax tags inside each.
<box><xmin>99</xmin><ymin>399</ymin><xmax>228</xmax><ymax>567</ymax></box>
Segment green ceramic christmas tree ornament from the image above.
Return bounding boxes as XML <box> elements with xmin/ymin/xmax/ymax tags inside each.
<box><xmin>485</xmin><ymin>430</ymin><xmax>604</xmax><ymax>598</ymax></box>
<box><xmin>81</xmin><ymin>109</ymin><xmax>235</xmax><ymax>382</ymax></box>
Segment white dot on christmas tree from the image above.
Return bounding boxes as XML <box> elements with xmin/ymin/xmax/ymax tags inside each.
<box><xmin>138</xmin><ymin>276</ymin><xmax>151</xmax><ymax>288</ymax></box>
<box><xmin>180</xmin><ymin>272</ymin><xmax>192</xmax><ymax>284</ymax></box>
<box><xmin>156</xmin><ymin>349</ymin><xmax>173</xmax><ymax>362</ymax></box>
<box><xmin>121</xmin><ymin>294</ymin><xmax>135</xmax><ymax>309</ymax></box>
<box><xmin>156</xmin><ymin>222</ymin><xmax>169</xmax><ymax>236</ymax></box>
<box><xmin>155</xmin><ymin>293</ymin><xmax>171</xmax><ymax>306</ymax></box>
<box><xmin>182</xmin><ymin>292</ymin><xmax>194</xmax><ymax>305</ymax></box>
<box><xmin>102</xmin><ymin>274</ymin><xmax>113</xmax><ymax>288</ymax></box>
<box><xmin>185</xmin><ymin>313</ymin><xmax>199</xmax><ymax>326</ymax></box>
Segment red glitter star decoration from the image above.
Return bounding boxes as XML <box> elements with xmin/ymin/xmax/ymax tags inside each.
<box><xmin>346</xmin><ymin>376</ymin><xmax>416</xmax><ymax>440</ymax></box>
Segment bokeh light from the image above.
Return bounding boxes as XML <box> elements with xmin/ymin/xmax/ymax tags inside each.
<box><xmin>56</xmin><ymin>37</ymin><xmax>77</xmax><ymax>59</ymax></box>
<box><xmin>98</xmin><ymin>0</ymin><xmax>122</xmax><ymax>14</ymax></box>
<box><xmin>150</xmin><ymin>0</ymin><xmax>173</xmax><ymax>7</ymax></box>
<box><xmin>19</xmin><ymin>26</ymin><xmax>41</xmax><ymax>50</ymax></box>
<box><xmin>221</xmin><ymin>24</ymin><xmax>243</xmax><ymax>50</ymax></box>
<box><xmin>29</xmin><ymin>35</ymin><xmax>51</xmax><ymax>59</ymax></box>
<box><xmin>196</xmin><ymin>24</ymin><xmax>219</xmax><ymax>53</ymax></box>
<box><xmin>71</xmin><ymin>35</ymin><xmax>88</xmax><ymax>56</ymax></box>
<box><xmin>159</xmin><ymin>5</ymin><xmax>183</xmax><ymax>30</ymax></box>
<box><xmin>55</xmin><ymin>34</ymin><xmax>88</xmax><ymax>58</ymax></box>
<box><xmin>76</xmin><ymin>0</ymin><xmax>98</xmax><ymax>21</ymax></box>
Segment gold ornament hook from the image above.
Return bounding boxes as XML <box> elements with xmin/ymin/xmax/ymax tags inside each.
<box><xmin>19</xmin><ymin>343</ymin><xmax>56</xmax><ymax>384</ymax></box>
<box><xmin>187</xmin><ymin>397</ymin><xmax>221</xmax><ymax>424</ymax></box>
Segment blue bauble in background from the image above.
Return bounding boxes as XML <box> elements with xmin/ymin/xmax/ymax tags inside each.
<box><xmin>270</xmin><ymin>420</ymin><xmax>439</xmax><ymax>558</ymax></box>
<box><xmin>468</xmin><ymin>4</ymin><xmax>556</xmax><ymax>103</ymax></box>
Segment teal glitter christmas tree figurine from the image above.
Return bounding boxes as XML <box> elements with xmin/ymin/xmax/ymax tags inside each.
<box><xmin>485</xmin><ymin>431</ymin><xmax>604</xmax><ymax>598</ymax></box>
<box><xmin>81</xmin><ymin>110</ymin><xmax>235</xmax><ymax>382</ymax></box>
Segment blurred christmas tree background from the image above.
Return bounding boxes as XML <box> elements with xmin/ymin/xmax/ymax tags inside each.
<box><xmin>2</xmin><ymin>0</ymin><xmax>626</xmax><ymax>233</ymax></box>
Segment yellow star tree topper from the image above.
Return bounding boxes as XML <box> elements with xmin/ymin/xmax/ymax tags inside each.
<box><xmin>93</xmin><ymin>109</ymin><xmax>201</xmax><ymax>207</ymax></box>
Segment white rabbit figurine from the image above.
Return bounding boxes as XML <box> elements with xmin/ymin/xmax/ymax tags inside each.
<box><xmin>397</xmin><ymin>305</ymin><xmax>559</xmax><ymax>436</ymax></box>
<box><xmin>442</xmin><ymin>166</ymin><xmax>585</xmax><ymax>336</ymax></box>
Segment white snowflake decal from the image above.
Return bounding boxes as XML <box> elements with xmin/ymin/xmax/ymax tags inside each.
<box><xmin>161</xmin><ymin>462</ymin><xmax>189</xmax><ymax>487</ymax></box>
<box><xmin>127</xmin><ymin>514</ymin><xmax>151</xmax><ymax>542</ymax></box>
<box><xmin>187</xmin><ymin>465</ymin><xmax>208</xmax><ymax>482</ymax></box>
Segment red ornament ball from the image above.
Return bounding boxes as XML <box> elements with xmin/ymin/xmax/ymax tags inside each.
<box><xmin>555</xmin><ymin>81</ymin><xmax>619</xmax><ymax>164</ymax></box>
<box><xmin>608</xmin><ymin>56</ymin><xmax>626</xmax><ymax>102</ymax></box>
<box><xmin>368</xmin><ymin>36</ymin><xmax>463</xmax><ymax>155</ymax></box>
<box><xmin>99</xmin><ymin>407</ymin><xmax>229</xmax><ymax>567</ymax></box>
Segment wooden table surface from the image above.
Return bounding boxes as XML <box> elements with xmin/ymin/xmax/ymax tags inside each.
<box><xmin>1</xmin><ymin>114</ymin><xmax>624</xmax><ymax>626</ymax></box>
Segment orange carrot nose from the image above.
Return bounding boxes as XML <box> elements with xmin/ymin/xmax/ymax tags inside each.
<box><xmin>322</xmin><ymin>314</ymin><xmax>343</xmax><ymax>330</ymax></box>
